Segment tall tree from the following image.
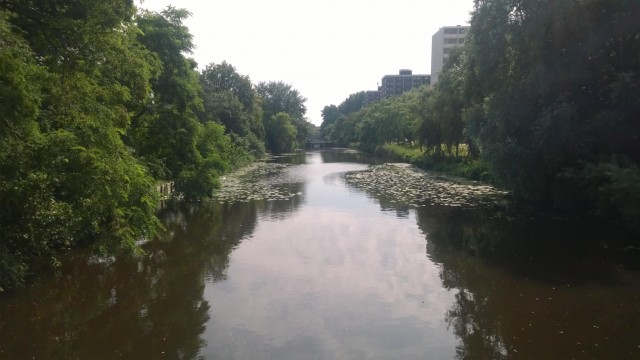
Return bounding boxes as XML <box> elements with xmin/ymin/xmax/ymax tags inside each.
<box><xmin>255</xmin><ymin>81</ymin><xmax>307</xmax><ymax>121</ymax></box>
<box><xmin>320</xmin><ymin>91</ymin><xmax>366</xmax><ymax>145</ymax></box>
<box><xmin>265</xmin><ymin>112</ymin><xmax>298</xmax><ymax>154</ymax></box>
<box><xmin>337</xmin><ymin>91</ymin><xmax>365</xmax><ymax>114</ymax></box>
<box><xmin>256</xmin><ymin>81</ymin><xmax>311</xmax><ymax>151</ymax></box>
<box><xmin>200</xmin><ymin>61</ymin><xmax>265</xmax><ymax>155</ymax></box>
<box><xmin>0</xmin><ymin>1</ymin><xmax>159</xmax><ymax>289</ymax></box>
<box><xmin>130</xmin><ymin>7</ymin><xmax>233</xmax><ymax>199</ymax></box>
<box><xmin>426</xmin><ymin>47</ymin><xmax>466</xmax><ymax>155</ymax></box>
<box><xmin>463</xmin><ymin>0</ymin><xmax>640</xmax><ymax>227</ymax></box>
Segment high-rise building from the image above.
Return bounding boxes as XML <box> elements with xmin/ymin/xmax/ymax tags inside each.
<box><xmin>380</xmin><ymin>69</ymin><xmax>430</xmax><ymax>99</ymax></box>
<box><xmin>431</xmin><ymin>25</ymin><xmax>469</xmax><ymax>85</ymax></box>
<box><xmin>363</xmin><ymin>87</ymin><xmax>382</xmax><ymax>107</ymax></box>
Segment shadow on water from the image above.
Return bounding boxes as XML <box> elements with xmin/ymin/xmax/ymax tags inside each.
<box><xmin>268</xmin><ymin>148</ymin><xmax>378</xmax><ymax>165</ymax></box>
<box><xmin>269</xmin><ymin>151</ymin><xmax>307</xmax><ymax>165</ymax></box>
<box><xmin>320</xmin><ymin>148</ymin><xmax>381</xmax><ymax>164</ymax></box>
<box><xmin>351</xmin><ymin>177</ymin><xmax>640</xmax><ymax>359</ymax></box>
<box><xmin>417</xmin><ymin>206</ymin><xmax>640</xmax><ymax>359</ymax></box>
<box><xmin>0</xmin><ymin>201</ymin><xmax>260</xmax><ymax>359</ymax></box>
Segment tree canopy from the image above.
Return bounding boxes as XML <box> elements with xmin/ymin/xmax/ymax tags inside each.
<box><xmin>0</xmin><ymin>2</ymin><xmax>310</xmax><ymax>289</ymax></box>
<box><xmin>199</xmin><ymin>61</ymin><xmax>265</xmax><ymax>156</ymax></box>
<box><xmin>461</xmin><ymin>0</ymin><xmax>640</xmax><ymax>223</ymax></box>
<box><xmin>256</xmin><ymin>81</ymin><xmax>313</xmax><ymax>152</ymax></box>
<box><xmin>0</xmin><ymin>1</ymin><xmax>159</xmax><ymax>289</ymax></box>
<box><xmin>321</xmin><ymin>0</ymin><xmax>640</xmax><ymax>232</ymax></box>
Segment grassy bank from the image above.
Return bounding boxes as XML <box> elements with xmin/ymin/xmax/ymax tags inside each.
<box><xmin>377</xmin><ymin>143</ymin><xmax>495</xmax><ymax>183</ymax></box>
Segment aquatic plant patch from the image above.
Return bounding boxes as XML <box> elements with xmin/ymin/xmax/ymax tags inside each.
<box><xmin>345</xmin><ymin>163</ymin><xmax>509</xmax><ymax>209</ymax></box>
<box><xmin>212</xmin><ymin>162</ymin><xmax>302</xmax><ymax>203</ymax></box>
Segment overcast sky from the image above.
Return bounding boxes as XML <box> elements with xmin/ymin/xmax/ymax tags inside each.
<box><xmin>140</xmin><ymin>0</ymin><xmax>474</xmax><ymax>125</ymax></box>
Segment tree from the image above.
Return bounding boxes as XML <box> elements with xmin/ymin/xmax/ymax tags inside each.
<box><xmin>462</xmin><ymin>0</ymin><xmax>640</xmax><ymax>228</ymax></box>
<box><xmin>255</xmin><ymin>81</ymin><xmax>307</xmax><ymax>121</ymax></box>
<box><xmin>320</xmin><ymin>91</ymin><xmax>366</xmax><ymax>145</ymax></box>
<box><xmin>338</xmin><ymin>91</ymin><xmax>365</xmax><ymax>114</ymax></box>
<box><xmin>434</xmin><ymin>48</ymin><xmax>466</xmax><ymax>155</ymax></box>
<box><xmin>320</xmin><ymin>105</ymin><xmax>340</xmax><ymax>132</ymax></box>
<box><xmin>256</xmin><ymin>81</ymin><xmax>311</xmax><ymax>151</ymax></box>
<box><xmin>129</xmin><ymin>7</ymin><xmax>237</xmax><ymax>200</ymax></box>
<box><xmin>265</xmin><ymin>112</ymin><xmax>298</xmax><ymax>154</ymax></box>
<box><xmin>0</xmin><ymin>2</ymin><xmax>159</xmax><ymax>289</ymax></box>
<box><xmin>417</xmin><ymin>86</ymin><xmax>442</xmax><ymax>154</ymax></box>
<box><xmin>415</xmin><ymin>47</ymin><xmax>467</xmax><ymax>156</ymax></box>
<box><xmin>199</xmin><ymin>61</ymin><xmax>265</xmax><ymax>155</ymax></box>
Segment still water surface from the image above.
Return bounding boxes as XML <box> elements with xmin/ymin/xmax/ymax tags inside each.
<box><xmin>1</xmin><ymin>150</ymin><xmax>639</xmax><ymax>359</ymax></box>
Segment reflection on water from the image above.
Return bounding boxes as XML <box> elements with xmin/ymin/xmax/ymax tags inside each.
<box><xmin>0</xmin><ymin>200</ymin><xmax>259</xmax><ymax>359</ymax></box>
<box><xmin>320</xmin><ymin>149</ymin><xmax>380</xmax><ymax>164</ymax></box>
<box><xmin>0</xmin><ymin>149</ymin><xmax>639</xmax><ymax>359</ymax></box>
<box><xmin>416</xmin><ymin>207</ymin><xmax>640</xmax><ymax>359</ymax></box>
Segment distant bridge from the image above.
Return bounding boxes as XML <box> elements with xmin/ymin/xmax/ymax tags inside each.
<box><xmin>305</xmin><ymin>139</ymin><xmax>334</xmax><ymax>149</ymax></box>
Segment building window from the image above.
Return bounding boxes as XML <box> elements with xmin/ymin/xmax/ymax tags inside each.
<box><xmin>445</xmin><ymin>38</ymin><xmax>458</xmax><ymax>44</ymax></box>
<box><xmin>444</xmin><ymin>28</ymin><xmax>458</xmax><ymax>34</ymax></box>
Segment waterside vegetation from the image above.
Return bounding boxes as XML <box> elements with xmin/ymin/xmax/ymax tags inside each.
<box><xmin>0</xmin><ymin>2</ymin><xmax>312</xmax><ymax>289</ymax></box>
<box><xmin>321</xmin><ymin>0</ymin><xmax>640</xmax><ymax>234</ymax></box>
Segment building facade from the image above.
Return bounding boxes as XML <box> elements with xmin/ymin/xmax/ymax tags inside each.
<box><xmin>363</xmin><ymin>87</ymin><xmax>382</xmax><ymax>107</ymax></box>
<box><xmin>380</xmin><ymin>69</ymin><xmax>430</xmax><ymax>99</ymax></box>
<box><xmin>430</xmin><ymin>25</ymin><xmax>469</xmax><ymax>85</ymax></box>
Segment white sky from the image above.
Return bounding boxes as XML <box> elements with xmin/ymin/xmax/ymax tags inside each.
<box><xmin>139</xmin><ymin>0</ymin><xmax>474</xmax><ymax>125</ymax></box>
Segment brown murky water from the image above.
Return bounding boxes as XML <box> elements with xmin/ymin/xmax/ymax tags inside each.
<box><xmin>1</xmin><ymin>150</ymin><xmax>639</xmax><ymax>359</ymax></box>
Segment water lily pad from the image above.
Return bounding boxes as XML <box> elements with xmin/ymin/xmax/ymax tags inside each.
<box><xmin>212</xmin><ymin>162</ymin><xmax>294</xmax><ymax>203</ymax></box>
<box><xmin>344</xmin><ymin>163</ymin><xmax>509</xmax><ymax>209</ymax></box>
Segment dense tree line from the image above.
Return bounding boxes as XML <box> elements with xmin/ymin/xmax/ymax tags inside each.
<box><xmin>321</xmin><ymin>88</ymin><xmax>426</xmax><ymax>152</ymax></box>
<box><xmin>0</xmin><ymin>1</ymin><xmax>311</xmax><ymax>289</ymax></box>
<box><xmin>321</xmin><ymin>0</ymin><xmax>640</xmax><ymax>232</ymax></box>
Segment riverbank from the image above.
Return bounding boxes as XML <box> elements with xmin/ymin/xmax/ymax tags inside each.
<box><xmin>370</xmin><ymin>143</ymin><xmax>494</xmax><ymax>183</ymax></box>
<box><xmin>359</xmin><ymin>144</ymin><xmax>640</xmax><ymax>239</ymax></box>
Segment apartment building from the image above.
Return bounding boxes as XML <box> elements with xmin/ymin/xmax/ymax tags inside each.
<box><xmin>363</xmin><ymin>87</ymin><xmax>382</xmax><ymax>107</ymax></box>
<box><xmin>430</xmin><ymin>25</ymin><xmax>469</xmax><ymax>85</ymax></box>
<box><xmin>380</xmin><ymin>69</ymin><xmax>430</xmax><ymax>100</ymax></box>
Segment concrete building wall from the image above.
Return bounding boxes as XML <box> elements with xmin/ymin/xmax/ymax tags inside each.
<box><xmin>363</xmin><ymin>89</ymin><xmax>381</xmax><ymax>107</ymax></box>
<box><xmin>431</xmin><ymin>25</ymin><xmax>469</xmax><ymax>85</ymax></box>
<box><xmin>380</xmin><ymin>70</ymin><xmax>430</xmax><ymax>100</ymax></box>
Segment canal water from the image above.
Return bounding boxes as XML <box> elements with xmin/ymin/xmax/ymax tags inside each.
<box><xmin>1</xmin><ymin>150</ymin><xmax>639</xmax><ymax>359</ymax></box>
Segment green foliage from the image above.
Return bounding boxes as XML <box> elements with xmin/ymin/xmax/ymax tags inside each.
<box><xmin>320</xmin><ymin>105</ymin><xmax>340</xmax><ymax>134</ymax></box>
<box><xmin>380</xmin><ymin>143</ymin><xmax>492</xmax><ymax>182</ymax></box>
<box><xmin>129</xmin><ymin>7</ymin><xmax>234</xmax><ymax>199</ymax></box>
<box><xmin>0</xmin><ymin>16</ymin><xmax>40</xmax><ymax>136</ymax></box>
<box><xmin>322</xmin><ymin>0</ymin><xmax>640</xmax><ymax>231</ymax></box>
<box><xmin>256</xmin><ymin>81</ymin><xmax>311</xmax><ymax>152</ymax></box>
<box><xmin>265</xmin><ymin>113</ymin><xmax>298</xmax><ymax>154</ymax></box>
<box><xmin>321</xmin><ymin>88</ymin><xmax>423</xmax><ymax>151</ymax></box>
<box><xmin>556</xmin><ymin>157</ymin><xmax>640</xmax><ymax>232</ymax></box>
<box><xmin>320</xmin><ymin>92</ymin><xmax>367</xmax><ymax>146</ymax></box>
<box><xmin>359</xmin><ymin>91</ymin><xmax>420</xmax><ymax>151</ymax></box>
<box><xmin>291</xmin><ymin>115</ymin><xmax>315</xmax><ymax>146</ymax></box>
<box><xmin>381</xmin><ymin>143</ymin><xmax>424</xmax><ymax>163</ymax></box>
<box><xmin>0</xmin><ymin>4</ymin><xmax>159</xmax><ymax>289</ymax></box>
<box><xmin>463</xmin><ymin>0</ymin><xmax>640</xmax><ymax>216</ymax></box>
<box><xmin>199</xmin><ymin>61</ymin><xmax>265</xmax><ymax>155</ymax></box>
<box><xmin>256</xmin><ymin>81</ymin><xmax>307</xmax><ymax>121</ymax></box>
<box><xmin>338</xmin><ymin>91</ymin><xmax>366</xmax><ymax>114</ymax></box>
<box><xmin>175</xmin><ymin>122</ymin><xmax>236</xmax><ymax>200</ymax></box>
<box><xmin>0</xmin><ymin>1</ymin><xmax>309</xmax><ymax>289</ymax></box>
